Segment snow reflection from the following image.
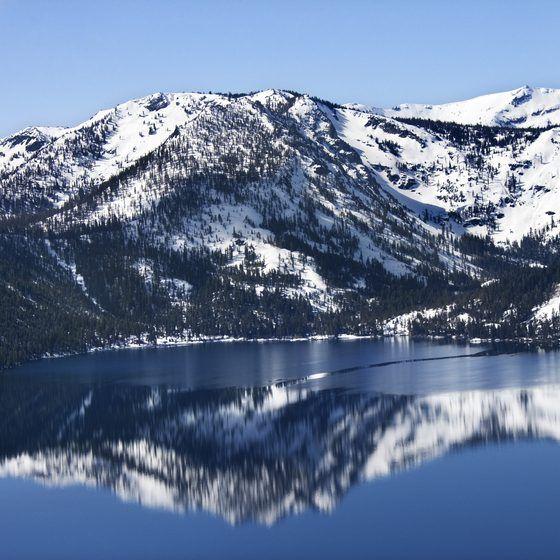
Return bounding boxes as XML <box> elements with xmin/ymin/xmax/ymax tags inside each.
<box><xmin>1</xmin><ymin>379</ymin><xmax>559</xmax><ymax>524</ymax></box>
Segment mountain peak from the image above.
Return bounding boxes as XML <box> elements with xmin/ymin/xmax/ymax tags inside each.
<box><xmin>376</xmin><ymin>85</ymin><xmax>560</xmax><ymax>128</ymax></box>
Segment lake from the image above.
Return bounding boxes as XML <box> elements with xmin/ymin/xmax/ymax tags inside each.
<box><xmin>2</xmin><ymin>338</ymin><xmax>560</xmax><ymax>559</ymax></box>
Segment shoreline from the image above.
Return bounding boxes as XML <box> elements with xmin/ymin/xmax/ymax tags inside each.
<box><xmin>3</xmin><ymin>331</ymin><xmax>555</xmax><ymax>373</ymax></box>
<box><xmin>41</xmin><ymin>332</ymin><xmax>384</xmax><ymax>360</ymax></box>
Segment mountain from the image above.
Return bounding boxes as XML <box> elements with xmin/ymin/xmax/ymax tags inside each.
<box><xmin>370</xmin><ymin>86</ymin><xmax>560</xmax><ymax>129</ymax></box>
<box><xmin>3</xmin><ymin>88</ymin><xmax>560</xmax><ymax>367</ymax></box>
<box><xmin>339</xmin><ymin>90</ymin><xmax>560</xmax><ymax>242</ymax></box>
<box><xmin>0</xmin><ymin>126</ymin><xmax>66</xmax><ymax>176</ymax></box>
<box><xmin>1</xmin><ymin>380</ymin><xmax>558</xmax><ymax>524</ymax></box>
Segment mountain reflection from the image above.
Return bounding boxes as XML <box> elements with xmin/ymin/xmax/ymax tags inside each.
<box><xmin>1</xmin><ymin>379</ymin><xmax>559</xmax><ymax>525</ymax></box>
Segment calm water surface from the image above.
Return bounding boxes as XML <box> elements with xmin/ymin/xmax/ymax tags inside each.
<box><xmin>2</xmin><ymin>339</ymin><xmax>560</xmax><ymax>559</ymax></box>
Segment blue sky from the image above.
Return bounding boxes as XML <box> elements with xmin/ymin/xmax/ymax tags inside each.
<box><xmin>1</xmin><ymin>0</ymin><xmax>559</xmax><ymax>136</ymax></box>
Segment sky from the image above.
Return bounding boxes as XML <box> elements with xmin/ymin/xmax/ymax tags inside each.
<box><xmin>1</xmin><ymin>0</ymin><xmax>559</xmax><ymax>136</ymax></box>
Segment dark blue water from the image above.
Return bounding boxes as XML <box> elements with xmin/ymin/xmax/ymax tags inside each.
<box><xmin>2</xmin><ymin>339</ymin><xmax>560</xmax><ymax>559</ymax></box>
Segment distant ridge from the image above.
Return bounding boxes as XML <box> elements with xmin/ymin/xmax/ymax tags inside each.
<box><xmin>363</xmin><ymin>86</ymin><xmax>560</xmax><ymax>128</ymax></box>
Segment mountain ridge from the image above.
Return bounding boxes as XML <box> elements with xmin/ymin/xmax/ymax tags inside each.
<box><xmin>350</xmin><ymin>85</ymin><xmax>560</xmax><ymax>129</ymax></box>
<box><xmin>3</xmin><ymin>87</ymin><xmax>560</xmax><ymax>368</ymax></box>
<box><xmin>5</xmin><ymin>86</ymin><xmax>560</xmax><ymax>241</ymax></box>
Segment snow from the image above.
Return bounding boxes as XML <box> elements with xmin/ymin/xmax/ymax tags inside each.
<box><xmin>532</xmin><ymin>284</ymin><xmax>560</xmax><ymax>320</ymax></box>
<box><xmin>455</xmin><ymin>312</ymin><xmax>472</xmax><ymax>323</ymax></box>
<box><xmin>381</xmin><ymin>305</ymin><xmax>471</xmax><ymax>336</ymax></box>
<box><xmin>43</xmin><ymin>240</ymin><xmax>103</xmax><ymax>310</ymax></box>
<box><xmin>0</xmin><ymin>126</ymin><xmax>66</xmax><ymax>175</ymax></box>
<box><xmin>374</xmin><ymin>86</ymin><xmax>560</xmax><ymax>128</ymax></box>
<box><xmin>331</xmin><ymin>101</ymin><xmax>560</xmax><ymax>243</ymax></box>
<box><xmin>382</xmin><ymin>307</ymin><xmax>448</xmax><ymax>336</ymax></box>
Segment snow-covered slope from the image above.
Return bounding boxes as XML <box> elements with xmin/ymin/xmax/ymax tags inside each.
<box><xmin>533</xmin><ymin>284</ymin><xmax>560</xmax><ymax>321</ymax></box>
<box><xmin>374</xmin><ymin>86</ymin><xmax>560</xmax><ymax>129</ymax></box>
<box><xmin>0</xmin><ymin>126</ymin><xmax>66</xmax><ymax>175</ymax></box>
<box><xmin>1</xmin><ymin>89</ymin><xmax>473</xmax><ymax>310</ymax></box>
<box><xmin>332</xmin><ymin>104</ymin><xmax>560</xmax><ymax>241</ymax></box>
<box><xmin>0</xmin><ymin>92</ymin><xmax>226</xmax><ymax>211</ymax></box>
<box><xmin>5</xmin><ymin>86</ymin><xmax>560</xmax><ymax>245</ymax></box>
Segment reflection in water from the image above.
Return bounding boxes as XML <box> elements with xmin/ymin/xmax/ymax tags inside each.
<box><xmin>1</xmin><ymin>379</ymin><xmax>559</xmax><ymax>525</ymax></box>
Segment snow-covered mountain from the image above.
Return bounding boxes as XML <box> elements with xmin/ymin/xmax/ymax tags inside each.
<box><xmin>1</xmin><ymin>381</ymin><xmax>559</xmax><ymax>524</ymax></box>
<box><xmin>339</xmin><ymin>87</ymin><xmax>560</xmax><ymax>241</ymax></box>
<box><xmin>372</xmin><ymin>86</ymin><xmax>560</xmax><ymax>129</ymax></box>
<box><xmin>0</xmin><ymin>126</ymin><xmax>66</xmax><ymax>176</ymax></box>
<box><xmin>5</xmin><ymin>86</ymin><xmax>560</xmax><ymax>245</ymax></box>
<box><xmin>3</xmin><ymin>87</ymin><xmax>560</xmax><ymax>367</ymax></box>
<box><xmin>334</xmin><ymin>102</ymin><xmax>560</xmax><ymax>242</ymax></box>
<box><xmin>0</xmin><ymin>90</ymin><xmax>471</xmax><ymax>323</ymax></box>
